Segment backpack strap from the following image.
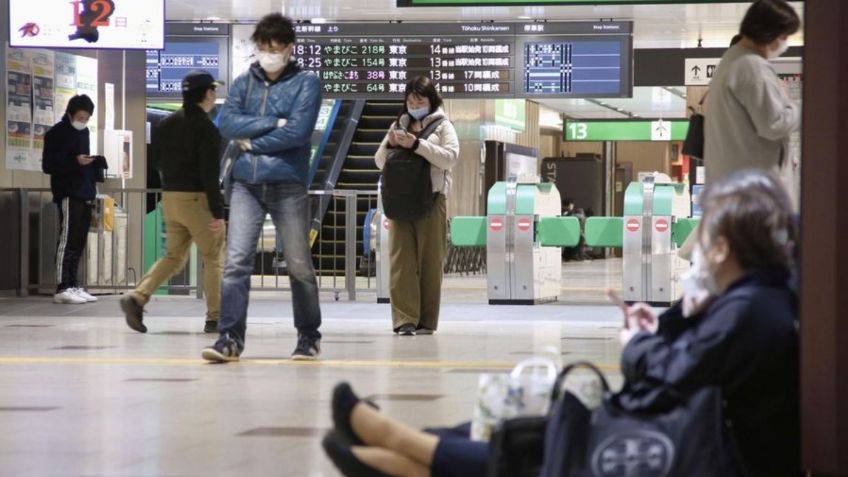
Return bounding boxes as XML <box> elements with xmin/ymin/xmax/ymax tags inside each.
<box><xmin>416</xmin><ymin>117</ymin><xmax>446</xmax><ymax>140</ymax></box>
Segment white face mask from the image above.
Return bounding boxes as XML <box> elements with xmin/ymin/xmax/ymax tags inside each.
<box><xmin>258</xmin><ymin>51</ymin><xmax>289</xmax><ymax>73</ymax></box>
<box><xmin>71</xmin><ymin>120</ymin><xmax>88</xmax><ymax>131</ymax></box>
<box><xmin>681</xmin><ymin>245</ymin><xmax>720</xmax><ymax>316</ymax></box>
<box><xmin>768</xmin><ymin>38</ymin><xmax>790</xmax><ymax>59</ymax></box>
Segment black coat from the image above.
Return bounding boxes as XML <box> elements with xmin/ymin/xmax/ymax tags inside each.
<box><xmin>618</xmin><ymin>268</ymin><xmax>799</xmax><ymax>477</ymax></box>
<box><xmin>42</xmin><ymin>117</ymin><xmax>105</xmax><ymax>203</ymax></box>
<box><xmin>151</xmin><ymin>104</ymin><xmax>224</xmax><ymax>219</ymax></box>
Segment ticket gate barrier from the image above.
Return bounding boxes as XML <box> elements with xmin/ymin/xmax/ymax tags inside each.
<box><xmin>451</xmin><ymin>178</ymin><xmax>699</xmax><ymax>306</ymax></box>
<box><xmin>619</xmin><ymin>176</ymin><xmax>690</xmax><ymax>305</ymax></box>
<box><xmin>451</xmin><ymin>180</ymin><xmax>580</xmax><ymax>304</ymax></box>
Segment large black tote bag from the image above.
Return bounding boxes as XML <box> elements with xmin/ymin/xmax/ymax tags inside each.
<box><xmin>541</xmin><ymin>363</ymin><xmax>744</xmax><ymax>477</ymax></box>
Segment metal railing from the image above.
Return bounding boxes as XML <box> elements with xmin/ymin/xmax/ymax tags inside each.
<box><xmin>1</xmin><ymin>187</ymin><xmax>379</xmax><ymax>301</ymax></box>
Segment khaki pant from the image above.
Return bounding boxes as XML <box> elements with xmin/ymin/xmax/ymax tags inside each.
<box><xmin>389</xmin><ymin>194</ymin><xmax>447</xmax><ymax>330</ymax></box>
<box><xmin>131</xmin><ymin>192</ymin><xmax>225</xmax><ymax>321</ymax></box>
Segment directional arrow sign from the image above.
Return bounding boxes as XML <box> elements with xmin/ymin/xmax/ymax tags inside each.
<box><xmin>685</xmin><ymin>58</ymin><xmax>721</xmax><ymax>86</ymax></box>
<box><xmin>651</xmin><ymin>120</ymin><xmax>671</xmax><ymax>141</ymax></box>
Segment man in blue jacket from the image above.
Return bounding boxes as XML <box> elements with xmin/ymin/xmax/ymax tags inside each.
<box><xmin>42</xmin><ymin>95</ymin><xmax>107</xmax><ymax>305</ymax></box>
<box><xmin>202</xmin><ymin>13</ymin><xmax>323</xmax><ymax>362</ymax></box>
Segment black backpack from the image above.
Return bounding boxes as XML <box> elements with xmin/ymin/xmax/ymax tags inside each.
<box><xmin>381</xmin><ymin>118</ymin><xmax>445</xmax><ymax>222</ymax></box>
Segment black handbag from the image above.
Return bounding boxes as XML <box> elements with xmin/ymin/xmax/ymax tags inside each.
<box><xmin>541</xmin><ymin>363</ymin><xmax>744</xmax><ymax>477</ymax></box>
<box><xmin>682</xmin><ymin>106</ymin><xmax>705</xmax><ymax>160</ymax></box>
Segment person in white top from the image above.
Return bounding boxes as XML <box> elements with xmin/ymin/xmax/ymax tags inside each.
<box><xmin>374</xmin><ymin>76</ymin><xmax>460</xmax><ymax>336</ymax></box>
<box><xmin>704</xmin><ymin>0</ymin><xmax>801</xmax><ymax>190</ymax></box>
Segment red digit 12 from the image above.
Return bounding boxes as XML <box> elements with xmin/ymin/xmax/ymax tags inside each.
<box><xmin>70</xmin><ymin>0</ymin><xmax>114</xmax><ymax>27</ymax></box>
<box><xmin>90</xmin><ymin>0</ymin><xmax>114</xmax><ymax>27</ymax></box>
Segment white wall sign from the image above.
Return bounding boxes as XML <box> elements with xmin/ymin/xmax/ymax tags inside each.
<box><xmin>104</xmin><ymin>129</ymin><xmax>132</xmax><ymax>179</ymax></box>
<box><xmin>684</xmin><ymin>58</ymin><xmax>721</xmax><ymax>86</ymax></box>
<box><xmin>9</xmin><ymin>0</ymin><xmax>164</xmax><ymax>50</ymax></box>
<box><xmin>651</xmin><ymin>120</ymin><xmax>671</xmax><ymax>141</ymax></box>
<box><xmin>104</xmin><ymin>83</ymin><xmax>115</xmax><ymax>131</ymax></box>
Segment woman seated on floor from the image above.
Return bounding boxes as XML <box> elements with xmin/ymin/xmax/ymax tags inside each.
<box><xmin>323</xmin><ymin>169</ymin><xmax>800</xmax><ymax>477</ymax></box>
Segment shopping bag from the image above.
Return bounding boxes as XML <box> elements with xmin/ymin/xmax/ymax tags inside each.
<box><xmin>471</xmin><ymin>357</ymin><xmax>558</xmax><ymax>441</ymax></box>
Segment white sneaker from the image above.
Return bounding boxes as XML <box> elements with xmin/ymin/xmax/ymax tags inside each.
<box><xmin>72</xmin><ymin>288</ymin><xmax>97</xmax><ymax>302</ymax></box>
<box><xmin>54</xmin><ymin>289</ymin><xmax>87</xmax><ymax>304</ymax></box>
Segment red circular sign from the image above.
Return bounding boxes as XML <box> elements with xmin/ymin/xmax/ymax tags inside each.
<box><xmin>517</xmin><ymin>218</ymin><xmax>532</xmax><ymax>232</ymax></box>
<box><xmin>655</xmin><ymin>219</ymin><xmax>669</xmax><ymax>233</ymax></box>
<box><xmin>625</xmin><ymin>218</ymin><xmax>640</xmax><ymax>233</ymax></box>
<box><xmin>489</xmin><ymin>217</ymin><xmax>504</xmax><ymax>232</ymax></box>
<box><xmin>383</xmin><ymin>218</ymin><xmax>390</xmax><ymax>230</ymax></box>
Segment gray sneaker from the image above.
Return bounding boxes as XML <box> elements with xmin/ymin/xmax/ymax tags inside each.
<box><xmin>201</xmin><ymin>333</ymin><xmax>242</xmax><ymax>363</ymax></box>
<box><xmin>120</xmin><ymin>295</ymin><xmax>147</xmax><ymax>333</ymax></box>
<box><xmin>292</xmin><ymin>334</ymin><xmax>321</xmax><ymax>361</ymax></box>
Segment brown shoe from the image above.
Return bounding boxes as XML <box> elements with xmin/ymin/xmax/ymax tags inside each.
<box><xmin>120</xmin><ymin>294</ymin><xmax>146</xmax><ymax>333</ymax></box>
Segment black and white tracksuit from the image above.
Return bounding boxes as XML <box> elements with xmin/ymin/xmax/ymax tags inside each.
<box><xmin>42</xmin><ymin>117</ymin><xmax>106</xmax><ymax>292</ymax></box>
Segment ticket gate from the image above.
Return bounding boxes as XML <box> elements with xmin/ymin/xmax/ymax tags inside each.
<box><xmin>451</xmin><ymin>177</ymin><xmax>698</xmax><ymax>306</ymax></box>
<box><xmin>452</xmin><ymin>180</ymin><xmax>580</xmax><ymax>304</ymax></box>
<box><xmin>620</xmin><ymin>176</ymin><xmax>690</xmax><ymax>304</ymax></box>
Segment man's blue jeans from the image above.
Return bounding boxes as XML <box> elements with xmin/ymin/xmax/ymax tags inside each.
<box><xmin>218</xmin><ymin>181</ymin><xmax>322</xmax><ymax>346</ymax></box>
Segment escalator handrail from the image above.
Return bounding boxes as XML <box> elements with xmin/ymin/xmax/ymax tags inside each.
<box><xmin>306</xmin><ymin>99</ymin><xmax>343</xmax><ymax>186</ymax></box>
<box><xmin>309</xmin><ymin>99</ymin><xmax>367</xmax><ymax>246</ymax></box>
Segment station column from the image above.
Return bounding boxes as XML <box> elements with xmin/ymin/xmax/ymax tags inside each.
<box><xmin>801</xmin><ymin>0</ymin><xmax>848</xmax><ymax>474</ymax></box>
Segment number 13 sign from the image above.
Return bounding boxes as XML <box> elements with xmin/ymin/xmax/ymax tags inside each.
<box><xmin>9</xmin><ymin>0</ymin><xmax>164</xmax><ymax>50</ymax></box>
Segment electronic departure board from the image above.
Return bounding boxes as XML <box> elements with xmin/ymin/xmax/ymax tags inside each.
<box><xmin>292</xmin><ymin>23</ymin><xmax>516</xmax><ymax>98</ymax></box>
<box><xmin>516</xmin><ymin>22</ymin><xmax>632</xmax><ymax>98</ymax></box>
<box><xmin>146</xmin><ymin>24</ymin><xmax>230</xmax><ymax>99</ymax></box>
<box><xmin>288</xmin><ymin>21</ymin><xmax>631</xmax><ymax>99</ymax></box>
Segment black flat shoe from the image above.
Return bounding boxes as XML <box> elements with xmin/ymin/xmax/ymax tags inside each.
<box><xmin>332</xmin><ymin>382</ymin><xmax>381</xmax><ymax>446</ymax></box>
<box><xmin>394</xmin><ymin>323</ymin><xmax>416</xmax><ymax>336</ymax></box>
<box><xmin>333</xmin><ymin>382</ymin><xmax>365</xmax><ymax>445</ymax></box>
<box><xmin>322</xmin><ymin>430</ymin><xmax>390</xmax><ymax>477</ymax></box>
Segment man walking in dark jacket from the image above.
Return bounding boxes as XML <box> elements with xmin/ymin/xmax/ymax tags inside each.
<box><xmin>120</xmin><ymin>71</ymin><xmax>226</xmax><ymax>333</ymax></box>
<box><xmin>201</xmin><ymin>14</ymin><xmax>323</xmax><ymax>362</ymax></box>
<box><xmin>42</xmin><ymin>94</ymin><xmax>107</xmax><ymax>304</ymax></box>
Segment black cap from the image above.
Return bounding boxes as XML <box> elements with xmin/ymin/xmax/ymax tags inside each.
<box><xmin>181</xmin><ymin>71</ymin><xmax>224</xmax><ymax>92</ymax></box>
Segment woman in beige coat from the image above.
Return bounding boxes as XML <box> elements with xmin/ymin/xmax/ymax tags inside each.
<box><xmin>374</xmin><ymin>76</ymin><xmax>460</xmax><ymax>336</ymax></box>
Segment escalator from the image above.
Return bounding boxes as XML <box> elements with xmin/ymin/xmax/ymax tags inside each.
<box><xmin>311</xmin><ymin>100</ymin><xmax>402</xmax><ymax>275</ymax></box>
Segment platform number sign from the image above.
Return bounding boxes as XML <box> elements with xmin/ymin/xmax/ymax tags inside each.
<box><xmin>568</xmin><ymin>122</ymin><xmax>588</xmax><ymax>140</ymax></box>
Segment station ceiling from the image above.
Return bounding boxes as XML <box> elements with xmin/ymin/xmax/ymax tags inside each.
<box><xmin>165</xmin><ymin>1</ymin><xmax>803</xmax><ymax>118</ymax></box>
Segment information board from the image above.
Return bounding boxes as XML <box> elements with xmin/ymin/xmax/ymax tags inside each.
<box><xmin>146</xmin><ymin>25</ymin><xmax>230</xmax><ymax>99</ymax></box>
<box><xmin>292</xmin><ymin>23</ymin><xmax>515</xmax><ymax>98</ymax></box>
<box><xmin>9</xmin><ymin>0</ymin><xmax>164</xmax><ymax>50</ymax></box>
<box><xmin>517</xmin><ymin>22</ymin><xmax>631</xmax><ymax>98</ymax></box>
<box><xmin>399</xmin><ymin>0</ymin><xmax>741</xmax><ymax>5</ymax></box>
<box><xmin>146</xmin><ymin>41</ymin><xmax>224</xmax><ymax>96</ymax></box>
<box><xmin>564</xmin><ymin>119</ymin><xmax>689</xmax><ymax>142</ymax></box>
<box><xmin>274</xmin><ymin>21</ymin><xmax>631</xmax><ymax>99</ymax></box>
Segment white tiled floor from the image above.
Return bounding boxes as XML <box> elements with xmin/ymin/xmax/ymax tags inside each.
<box><xmin>0</xmin><ymin>259</ymin><xmax>627</xmax><ymax>476</ymax></box>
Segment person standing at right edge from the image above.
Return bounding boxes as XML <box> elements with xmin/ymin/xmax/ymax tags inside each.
<box><xmin>42</xmin><ymin>95</ymin><xmax>107</xmax><ymax>305</ymax></box>
<box><xmin>202</xmin><ymin>14</ymin><xmax>323</xmax><ymax>362</ymax></box>
<box><xmin>375</xmin><ymin>77</ymin><xmax>460</xmax><ymax>336</ymax></box>
<box><xmin>704</xmin><ymin>0</ymin><xmax>801</xmax><ymax>192</ymax></box>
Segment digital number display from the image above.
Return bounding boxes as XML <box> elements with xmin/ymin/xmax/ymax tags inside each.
<box><xmin>231</xmin><ymin>21</ymin><xmax>631</xmax><ymax>99</ymax></box>
<box><xmin>517</xmin><ymin>22</ymin><xmax>632</xmax><ymax>98</ymax></box>
<box><xmin>291</xmin><ymin>23</ymin><xmax>515</xmax><ymax>98</ymax></box>
<box><xmin>146</xmin><ymin>41</ymin><xmax>223</xmax><ymax>96</ymax></box>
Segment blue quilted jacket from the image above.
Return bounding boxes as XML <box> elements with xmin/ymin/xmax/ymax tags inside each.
<box><xmin>219</xmin><ymin>61</ymin><xmax>321</xmax><ymax>185</ymax></box>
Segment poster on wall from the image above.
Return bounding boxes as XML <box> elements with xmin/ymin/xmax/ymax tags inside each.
<box><xmin>104</xmin><ymin>129</ymin><xmax>132</xmax><ymax>179</ymax></box>
<box><xmin>231</xmin><ymin>25</ymin><xmax>256</xmax><ymax>79</ymax></box>
<box><xmin>75</xmin><ymin>56</ymin><xmax>99</xmax><ymax>155</ymax></box>
<box><xmin>5</xmin><ymin>47</ymin><xmax>36</xmax><ymax>171</ymax></box>
<box><xmin>31</xmin><ymin>50</ymin><xmax>56</xmax><ymax>153</ymax></box>
<box><xmin>54</xmin><ymin>53</ymin><xmax>78</xmax><ymax>124</ymax></box>
<box><xmin>9</xmin><ymin>0</ymin><xmax>165</xmax><ymax>50</ymax></box>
